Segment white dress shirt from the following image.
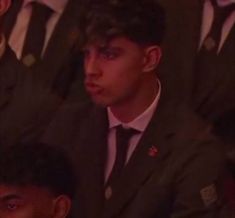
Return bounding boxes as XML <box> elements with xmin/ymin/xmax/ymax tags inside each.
<box><xmin>199</xmin><ymin>0</ymin><xmax>235</xmax><ymax>53</ymax></box>
<box><xmin>8</xmin><ymin>0</ymin><xmax>68</xmax><ymax>59</ymax></box>
<box><xmin>105</xmin><ymin>80</ymin><xmax>161</xmax><ymax>182</ymax></box>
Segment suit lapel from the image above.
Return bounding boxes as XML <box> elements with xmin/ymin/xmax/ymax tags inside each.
<box><xmin>187</xmin><ymin>0</ymin><xmax>203</xmax><ymax>47</ymax></box>
<box><xmin>103</xmin><ymin>96</ymin><xmax>180</xmax><ymax>218</ymax></box>
<box><xmin>158</xmin><ymin>0</ymin><xmax>203</xmax><ymax>103</ymax></box>
<box><xmin>79</xmin><ymin>107</ymin><xmax>108</xmax><ymax>218</ymax></box>
<box><xmin>2</xmin><ymin>0</ymin><xmax>23</xmax><ymax>39</ymax></box>
<box><xmin>2</xmin><ymin>0</ymin><xmax>82</xmax><ymax>87</ymax></box>
<box><xmin>38</xmin><ymin>0</ymin><xmax>81</xmax><ymax>85</ymax></box>
<box><xmin>176</xmin><ymin>0</ymin><xmax>203</xmax><ymax>53</ymax></box>
<box><xmin>181</xmin><ymin>0</ymin><xmax>203</xmax><ymax>101</ymax></box>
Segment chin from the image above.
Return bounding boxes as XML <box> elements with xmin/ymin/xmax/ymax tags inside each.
<box><xmin>92</xmin><ymin>97</ymin><xmax>110</xmax><ymax>107</ymax></box>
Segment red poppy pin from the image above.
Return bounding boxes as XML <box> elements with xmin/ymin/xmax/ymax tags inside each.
<box><xmin>148</xmin><ymin>146</ymin><xmax>158</xmax><ymax>157</ymax></box>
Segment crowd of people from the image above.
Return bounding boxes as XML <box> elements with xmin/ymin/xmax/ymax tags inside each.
<box><xmin>0</xmin><ymin>0</ymin><xmax>234</xmax><ymax>218</ymax></box>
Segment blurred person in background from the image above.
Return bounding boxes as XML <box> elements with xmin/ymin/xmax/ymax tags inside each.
<box><xmin>0</xmin><ymin>0</ymin><xmax>88</xmax><ymax>147</ymax></box>
<box><xmin>0</xmin><ymin>142</ymin><xmax>77</xmax><ymax>218</ymax></box>
<box><xmin>158</xmin><ymin>0</ymin><xmax>235</xmax><ymax>145</ymax></box>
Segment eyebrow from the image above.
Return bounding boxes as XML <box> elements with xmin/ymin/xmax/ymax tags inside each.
<box><xmin>0</xmin><ymin>194</ymin><xmax>22</xmax><ymax>202</ymax></box>
<box><xmin>98</xmin><ymin>45</ymin><xmax>122</xmax><ymax>52</ymax></box>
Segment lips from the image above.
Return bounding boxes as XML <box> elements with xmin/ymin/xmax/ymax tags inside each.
<box><xmin>85</xmin><ymin>81</ymin><xmax>103</xmax><ymax>95</ymax></box>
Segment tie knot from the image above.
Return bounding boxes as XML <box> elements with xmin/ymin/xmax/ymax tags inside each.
<box><xmin>116</xmin><ymin>125</ymin><xmax>139</xmax><ymax>141</ymax></box>
<box><xmin>31</xmin><ymin>2</ymin><xmax>53</xmax><ymax>20</ymax></box>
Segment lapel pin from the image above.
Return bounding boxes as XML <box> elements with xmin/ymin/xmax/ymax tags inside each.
<box><xmin>148</xmin><ymin>146</ymin><xmax>158</xmax><ymax>157</ymax></box>
<box><xmin>22</xmin><ymin>54</ymin><xmax>36</xmax><ymax>67</ymax></box>
<box><xmin>203</xmin><ymin>37</ymin><xmax>216</xmax><ymax>51</ymax></box>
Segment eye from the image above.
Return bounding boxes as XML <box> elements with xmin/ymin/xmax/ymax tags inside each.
<box><xmin>6</xmin><ymin>203</ymin><xmax>18</xmax><ymax>211</ymax></box>
<box><xmin>100</xmin><ymin>48</ymin><xmax>121</xmax><ymax>60</ymax></box>
<box><xmin>2</xmin><ymin>199</ymin><xmax>23</xmax><ymax>212</ymax></box>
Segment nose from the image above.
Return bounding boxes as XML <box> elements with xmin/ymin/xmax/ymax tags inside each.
<box><xmin>84</xmin><ymin>51</ymin><xmax>101</xmax><ymax>79</ymax></box>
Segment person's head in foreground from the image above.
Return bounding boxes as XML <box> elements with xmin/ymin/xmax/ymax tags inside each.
<box><xmin>81</xmin><ymin>0</ymin><xmax>165</xmax><ymax>119</ymax></box>
<box><xmin>0</xmin><ymin>143</ymin><xmax>76</xmax><ymax>218</ymax></box>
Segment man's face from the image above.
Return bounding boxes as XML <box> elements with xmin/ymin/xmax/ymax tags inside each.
<box><xmin>0</xmin><ymin>185</ymin><xmax>56</xmax><ymax>218</ymax></box>
<box><xmin>84</xmin><ymin>37</ymin><xmax>152</xmax><ymax>108</ymax></box>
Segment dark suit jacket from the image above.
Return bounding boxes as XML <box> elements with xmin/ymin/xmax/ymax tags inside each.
<box><xmin>158</xmin><ymin>0</ymin><xmax>235</xmax><ymax>123</ymax></box>
<box><xmin>0</xmin><ymin>0</ymin><xmax>88</xmax><ymax>146</ymax></box>
<box><xmin>42</xmin><ymin>94</ymin><xmax>226</xmax><ymax>218</ymax></box>
<box><xmin>2</xmin><ymin>0</ymin><xmax>86</xmax><ymax>98</ymax></box>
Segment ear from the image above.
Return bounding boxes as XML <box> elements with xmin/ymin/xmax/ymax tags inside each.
<box><xmin>142</xmin><ymin>45</ymin><xmax>162</xmax><ymax>73</ymax></box>
<box><xmin>0</xmin><ymin>0</ymin><xmax>11</xmax><ymax>15</ymax></box>
<box><xmin>52</xmin><ymin>195</ymin><xmax>72</xmax><ymax>218</ymax></box>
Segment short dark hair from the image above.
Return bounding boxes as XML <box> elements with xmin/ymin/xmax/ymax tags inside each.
<box><xmin>0</xmin><ymin>143</ymin><xmax>76</xmax><ymax>199</ymax></box>
<box><xmin>79</xmin><ymin>0</ymin><xmax>165</xmax><ymax>46</ymax></box>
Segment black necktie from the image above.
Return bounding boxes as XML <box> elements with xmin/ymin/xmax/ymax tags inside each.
<box><xmin>201</xmin><ymin>1</ymin><xmax>235</xmax><ymax>52</ymax></box>
<box><xmin>21</xmin><ymin>2</ymin><xmax>53</xmax><ymax>66</ymax></box>
<box><xmin>105</xmin><ymin>125</ymin><xmax>139</xmax><ymax>187</ymax></box>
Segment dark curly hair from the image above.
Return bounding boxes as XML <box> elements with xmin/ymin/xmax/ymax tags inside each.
<box><xmin>0</xmin><ymin>143</ymin><xmax>76</xmax><ymax>199</ymax></box>
<box><xmin>79</xmin><ymin>0</ymin><xmax>165</xmax><ymax>46</ymax></box>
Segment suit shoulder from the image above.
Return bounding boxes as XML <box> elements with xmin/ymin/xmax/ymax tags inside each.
<box><xmin>166</xmin><ymin>103</ymin><xmax>224</xmax><ymax>163</ymax></box>
<box><xmin>41</xmin><ymin>100</ymin><xmax>94</xmax><ymax>146</ymax></box>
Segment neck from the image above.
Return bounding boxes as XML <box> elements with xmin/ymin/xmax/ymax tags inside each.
<box><xmin>110</xmin><ymin>78</ymin><xmax>159</xmax><ymax>123</ymax></box>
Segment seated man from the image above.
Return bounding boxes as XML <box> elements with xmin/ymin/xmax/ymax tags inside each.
<box><xmin>0</xmin><ymin>143</ymin><xmax>76</xmax><ymax>218</ymax></box>
<box><xmin>43</xmin><ymin>0</ymin><xmax>228</xmax><ymax>217</ymax></box>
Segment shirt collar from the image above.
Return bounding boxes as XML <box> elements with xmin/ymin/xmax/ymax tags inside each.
<box><xmin>108</xmin><ymin>79</ymin><xmax>161</xmax><ymax>132</ymax></box>
<box><xmin>23</xmin><ymin>0</ymin><xmax>68</xmax><ymax>14</ymax></box>
<box><xmin>208</xmin><ymin>0</ymin><xmax>235</xmax><ymax>7</ymax></box>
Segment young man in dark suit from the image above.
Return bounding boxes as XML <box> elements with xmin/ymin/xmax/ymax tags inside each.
<box><xmin>43</xmin><ymin>0</ymin><xmax>228</xmax><ymax>217</ymax></box>
<box><xmin>0</xmin><ymin>0</ymin><xmax>88</xmax><ymax>146</ymax></box>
